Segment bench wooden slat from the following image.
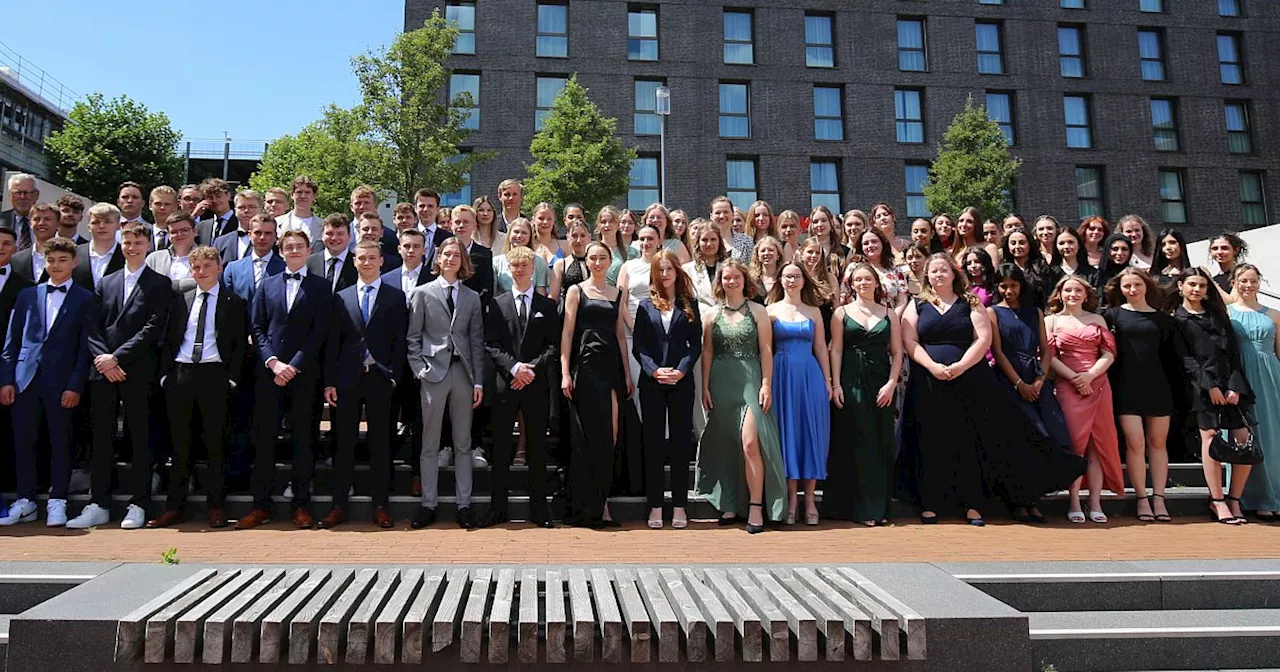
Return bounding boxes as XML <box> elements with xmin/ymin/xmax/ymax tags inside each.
<box><xmin>590</xmin><ymin>568</ymin><xmax>623</xmax><ymax>663</ymax></box>
<box><xmin>659</xmin><ymin>568</ymin><xmax>708</xmax><ymax>662</ymax></box>
<box><xmin>680</xmin><ymin>569</ymin><xmax>735</xmax><ymax>662</ymax></box>
<box><xmin>374</xmin><ymin>569</ymin><xmax>422</xmax><ymax>665</ymax></box>
<box><xmin>203</xmin><ymin>569</ymin><xmax>285</xmax><ymax>665</ymax></box>
<box><xmin>116</xmin><ymin>568</ymin><xmax>217</xmax><ymax>662</ymax></box>
<box><xmin>568</xmin><ymin>568</ymin><xmax>594</xmax><ymax>662</ymax></box>
<box><xmin>728</xmin><ymin>568</ymin><xmax>788</xmax><ymax>662</ymax></box>
<box><xmin>431</xmin><ymin>568</ymin><xmax>470</xmax><ymax>654</ymax></box>
<box><xmin>488</xmin><ymin>568</ymin><xmax>515</xmax><ymax>664</ymax></box>
<box><xmin>288</xmin><ymin>569</ymin><xmax>354</xmax><ymax>665</ymax></box>
<box><xmin>544</xmin><ymin>570</ymin><xmax>566</xmax><ymax>663</ymax></box>
<box><xmin>317</xmin><ymin>568</ymin><xmax>377</xmax><ymax>665</ymax></box>
<box><xmin>703</xmin><ymin>568</ymin><xmax>762</xmax><ymax>662</ymax></box>
<box><xmin>346</xmin><ymin>569</ymin><xmax>399</xmax><ymax>665</ymax></box>
<box><xmin>612</xmin><ymin>568</ymin><xmax>651</xmax><ymax>664</ymax></box>
<box><xmin>805</xmin><ymin>568</ymin><xmax>885</xmax><ymax>661</ymax></box>
<box><xmin>259</xmin><ymin>569</ymin><xmax>330</xmax><ymax>664</ymax></box>
<box><xmin>401</xmin><ymin>569</ymin><xmax>445</xmax><ymax>664</ymax></box>
<box><xmin>517</xmin><ymin>569</ymin><xmax>539</xmax><ymax>664</ymax></box>
<box><xmin>772</xmin><ymin>568</ymin><xmax>844</xmax><ymax>662</ymax></box>
<box><xmin>232</xmin><ymin>568</ymin><xmax>308</xmax><ymax>664</ymax></box>
<box><xmin>145</xmin><ymin>569</ymin><xmax>240</xmax><ymax>664</ymax></box>
<box><xmin>755</xmin><ymin>570</ymin><xmax>817</xmax><ymax>662</ymax></box>
<box><xmin>837</xmin><ymin>567</ymin><xmax>926</xmax><ymax>660</ymax></box>
<box><xmin>175</xmin><ymin>568</ymin><xmax>263</xmax><ymax>663</ymax></box>
<box><xmin>636</xmin><ymin>568</ymin><xmax>679</xmax><ymax>663</ymax></box>
<box><xmin>460</xmin><ymin>568</ymin><xmax>493</xmax><ymax>663</ymax></box>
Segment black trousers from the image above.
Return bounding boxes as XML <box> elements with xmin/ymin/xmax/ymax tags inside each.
<box><xmin>165</xmin><ymin>363</ymin><xmax>230</xmax><ymax>510</ymax></box>
<box><xmin>332</xmin><ymin>370</ymin><xmax>395</xmax><ymax>509</ymax></box>
<box><xmin>89</xmin><ymin>375</ymin><xmax>155</xmax><ymax>507</ymax></box>
<box><xmin>251</xmin><ymin>368</ymin><xmax>318</xmax><ymax>510</ymax></box>
<box><xmin>391</xmin><ymin>361</ymin><xmax>422</xmax><ymax>470</ymax></box>
<box><xmin>489</xmin><ymin>383</ymin><xmax>550</xmax><ymax>518</ymax></box>
<box><xmin>639</xmin><ymin>377</ymin><xmax>694</xmax><ymax>509</ymax></box>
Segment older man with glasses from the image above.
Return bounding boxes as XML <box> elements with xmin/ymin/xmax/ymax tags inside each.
<box><xmin>1</xmin><ymin>173</ymin><xmax>40</xmax><ymax>251</ymax></box>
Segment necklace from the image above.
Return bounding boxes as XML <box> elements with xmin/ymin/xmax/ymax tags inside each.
<box><xmin>724</xmin><ymin>300</ymin><xmax>750</xmax><ymax>315</ymax></box>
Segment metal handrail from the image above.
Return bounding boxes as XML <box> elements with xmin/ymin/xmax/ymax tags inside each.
<box><xmin>0</xmin><ymin>40</ymin><xmax>78</xmax><ymax>115</ymax></box>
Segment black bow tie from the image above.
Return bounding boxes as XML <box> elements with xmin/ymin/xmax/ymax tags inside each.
<box><xmin>236</xmin><ymin>230</ymin><xmax>249</xmax><ymax>237</ymax></box>
<box><xmin>286</xmin><ymin>272</ymin><xmax>303</xmax><ymax>281</ymax></box>
<box><xmin>0</xmin><ymin>268</ymin><xmax>7</xmax><ymax>276</ymax></box>
<box><xmin>48</xmin><ymin>284</ymin><xmax>67</xmax><ymax>293</ymax></box>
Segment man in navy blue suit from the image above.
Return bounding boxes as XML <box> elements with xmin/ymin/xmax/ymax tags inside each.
<box><xmin>383</xmin><ymin>227</ymin><xmax>431</xmax><ymax>495</ymax></box>
<box><xmin>0</xmin><ymin>227</ymin><xmax>33</xmax><ymax>501</ymax></box>
<box><xmin>236</xmin><ymin>229</ymin><xmax>332</xmax><ymax>530</ymax></box>
<box><xmin>0</xmin><ymin>238</ymin><xmax>94</xmax><ymax>527</ymax></box>
<box><xmin>70</xmin><ymin>223</ymin><xmax>173</xmax><ymax>530</ymax></box>
<box><xmin>223</xmin><ymin>214</ymin><xmax>284</xmax><ymax>304</ymax></box>
<box><xmin>319</xmin><ymin>241</ymin><xmax>407</xmax><ymax>529</ymax></box>
<box><xmin>355</xmin><ymin>211</ymin><xmax>402</xmax><ymax>272</ymax></box>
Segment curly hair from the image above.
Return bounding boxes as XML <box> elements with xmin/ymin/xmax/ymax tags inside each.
<box><xmin>1047</xmin><ymin>273</ymin><xmax>1100</xmax><ymax>314</ymax></box>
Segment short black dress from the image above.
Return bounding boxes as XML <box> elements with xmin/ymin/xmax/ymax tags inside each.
<box><xmin>1104</xmin><ymin>307</ymin><xmax>1178</xmax><ymax>417</ymax></box>
<box><xmin>1173</xmin><ymin>306</ymin><xmax>1256</xmax><ymax>431</ymax></box>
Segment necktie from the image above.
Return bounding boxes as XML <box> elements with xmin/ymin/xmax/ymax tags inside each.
<box><xmin>254</xmin><ymin>258</ymin><xmax>266</xmax><ymax>286</ymax></box>
<box><xmin>157</xmin><ymin>231</ymin><xmax>169</xmax><ymax>250</ymax></box>
<box><xmin>517</xmin><ymin>293</ymin><xmax>528</xmax><ymax>341</ymax></box>
<box><xmin>17</xmin><ymin>217</ymin><xmax>30</xmax><ymax>250</ymax></box>
<box><xmin>361</xmin><ymin>285</ymin><xmax>373</xmax><ymax>324</ymax></box>
<box><xmin>49</xmin><ymin>284</ymin><xmax>67</xmax><ymax>293</ymax></box>
<box><xmin>192</xmin><ymin>292</ymin><xmax>211</xmax><ymax>363</ymax></box>
<box><xmin>327</xmin><ymin>257</ymin><xmax>337</xmax><ymax>286</ymax></box>
<box><xmin>446</xmin><ymin>285</ymin><xmax>455</xmax><ymax>314</ymax></box>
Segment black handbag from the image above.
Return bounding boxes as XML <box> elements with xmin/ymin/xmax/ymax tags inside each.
<box><xmin>1208</xmin><ymin>409</ymin><xmax>1264</xmax><ymax>465</ymax></box>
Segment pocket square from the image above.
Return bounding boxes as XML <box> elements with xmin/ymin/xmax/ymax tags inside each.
<box><xmin>533</xmin><ymin>311</ymin><xmax>544</xmax><ymax>318</ymax></box>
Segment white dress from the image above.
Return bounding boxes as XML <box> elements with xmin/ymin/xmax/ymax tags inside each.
<box><xmin>622</xmin><ymin>257</ymin><xmax>652</xmax><ymax>417</ymax></box>
<box><xmin>682</xmin><ymin>260</ymin><xmax>717</xmax><ymax>436</ymax></box>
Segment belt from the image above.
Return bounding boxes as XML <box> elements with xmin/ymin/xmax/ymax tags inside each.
<box><xmin>174</xmin><ymin>361</ymin><xmax>220</xmax><ymax>368</ymax></box>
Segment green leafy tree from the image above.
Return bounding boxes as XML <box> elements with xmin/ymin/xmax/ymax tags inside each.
<box><xmin>44</xmin><ymin>93</ymin><xmax>183</xmax><ymax>203</ymax></box>
<box><xmin>922</xmin><ymin>95</ymin><xmax>1021</xmax><ymax>221</ymax></box>
<box><xmin>250</xmin><ymin>105</ymin><xmax>384</xmax><ymax>216</ymax></box>
<box><xmin>351</xmin><ymin>9</ymin><xmax>486</xmax><ymax>201</ymax></box>
<box><xmin>524</xmin><ymin>76</ymin><xmax>635</xmax><ymax>214</ymax></box>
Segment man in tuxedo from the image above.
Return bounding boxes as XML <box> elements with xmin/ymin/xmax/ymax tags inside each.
<box><xmin>497</xmin><ymin>178</ymin><xmax>523</xmax><ymax>234</ymax></box>
<box><xmin>0</xmin><ymin>227</ymin><xmax>33</xmax><ymax>493</ymax></box>
<box><xmin>0</xmin><ymin>238</ymin><xmax>94</xmax><ymax>527</ymax></box>
<box><xmin>237</xmin><ymin>230</ymin><xmax>333</xmax><ymax>530</ymax></box>
<box><xmin>146</xmin><ymin>246</ymin><xmax>248</xmax><ymax>529</ymax></box>
<box><xmin>12</xmin><ymin>202</ymin><xmax>59</xmax><ymax>284</ymax></box>
<box><xmin>276</xmin><ymin>176</ymin><xmax>321</xmax><ymax>243</ymax></box>
<box><xmin>384</xmin><ymin>228</ymin><xmax>430</xmax><ymax>495</ymax></box>
<box><xmin>194</xmin><ymin>178</ymin><xmax>237</xmax><ymax>243</ymax></box>
<box><xmin>1</xmin><ymin>173</ymin><xmax>39</xmax><ymax>251</ymax></box>
<box><xmin>307</xmin><ymin>214</ymin><xmax>357</xmax><ymax>292</ymax></box>
<box><xmin>68</xmin><ymin>223</ymin><xmax>172</xmax><ymax>530</ymax></box>
<box><xmin>356</xmin><ymin>212</ymin><xmax>402</xmax><ymax>272</ymax></box>
<box><xmin>407</xmin><ymin>237</ymin><xmax>485</xmax><ymax>529</ymax></box>
<box><xmin>481</xmin><ymin>247</ymin><xmax>559</xmax><ymax>528</ymax></box>
<box><xmin>55</xmin><ymin>195</ymin><xmax>87</xmax><ymax>245</ymax></box>
<box><xmin>264</xmin><ymin>188</ymin><xmax>290</xmax><ymax>219</ymax></box>
<box><xmin>117</xmin><ymin>182</ymin><xmax>150</xmax><ymax>226</ymax></box>
<box><xmin>320</xmin><ymin>241</ymin><xmax>407</xmax><ymax>529</ymax></box>
<box><xmin>212</xmin><ymin>190</ymin><xmax>261</xmax><ymax>264</ymax></box>
<box><xmin>147</xmin><ymin>186</ymin><xmax>180</xmax><ymax>251</ymax></box>
<box><xmin>73</xmin><ymin>203</ymin><xmax>125</xmax><ymax>291</ymax></box>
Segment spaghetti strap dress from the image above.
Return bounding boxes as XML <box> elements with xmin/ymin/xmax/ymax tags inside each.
<box><xmin>771</xmin><ymin>317</ymin><xmax>830</xmax><ymax>480</ymax></box>
<box><xmin>993</xmin><ymin>305</ymin><xmax>1071</xmax><ymax>449</ymax></box>
<box><xmin>1230</xmin><ymin>306</ymin><xmax>1280</xmax><ymax>512</ymax></box>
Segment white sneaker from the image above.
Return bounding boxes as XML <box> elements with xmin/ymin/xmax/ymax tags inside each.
<box><xmin>67</xmin><ymin>469</ymin><xmax>91</xmax><ymax>494</ymax></box>
<box><xmin>65</xmin><ymin>503</ymin><xmax>110</xmax><ymax>529</ymax></box>
<box><xmin>120</xmin><ymin>504</ymin><xmax>146</xmax><ymax>530</ymax></box>
<box><xmin>472</xmin><ymin>449</ymin><xmax>489</xmax><ymax>469</ymax></box>
<box><xmin>283</xmin><ymin>483</ymin><xmax>292</xmax><ymax>499</ymax></box>
<box><xmin>438</xmin><ymin>447</ymin><xmax>454</xmax><ymax>468</ymax></box>
<box><xmin>46</xmin><ymin>499</ymin><xmax>68</xmax><ymax>527</ymax></box>
<box><xmin>0</xmin><ymin>499</ymin><xmax>37</xmax><ymax>525</ymax></box>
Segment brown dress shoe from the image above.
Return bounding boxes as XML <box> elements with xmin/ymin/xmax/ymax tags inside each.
<box><xmin>373</xmin><ymin>506</ymin><xmax>393</xmax><ymax>529</ymax></box>
<box><xmin>292</xmin><ymin>507</ymin><xmax>314</xmax><ymax>529</ymax></box>
<box><xmin>207</xmin><ymin>506</ymin><xmax>228</xmax><ymax>529</ymax></box>
<box><xmin>411</xmin><ymin>475</ymin><xmax>422</xmax><ymax>498</ymax></box>
<box><xmin>235</xmin><ymin>508</ymin><xmax>271</xmax><ymax>530</ymax></box>
<box><xmin>146</xmin><ymin>510</ymin><xmax>184</xmax><ymax>529</ymax></box>
<box><xmin>317</xmin><ymin>507</ymin><xmax>347</xmax><ymax>529</ymax></box>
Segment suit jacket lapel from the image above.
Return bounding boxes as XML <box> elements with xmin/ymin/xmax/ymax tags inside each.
<box><xmin>35</xmin><ymin>283</ymin><xmax>48</xmax><ymax>340</ymax></box>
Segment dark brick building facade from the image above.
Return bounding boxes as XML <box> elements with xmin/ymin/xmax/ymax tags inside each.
<box><xmin>406</xmin><ymin>0</ymin><xmax>1280</xmax><ymax>238</ymax></box>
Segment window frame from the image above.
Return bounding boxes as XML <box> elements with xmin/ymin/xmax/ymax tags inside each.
<box><xmin>904</xmin><ymin>162</ymin><xmax>931</xmax><ymax>219</ymax></box>
<box><xmin>975</xmin><ymin>21</ymin><xmax>1005</xmax><ymax>75</ymax></box>
<box><xmin>1061</xmin><ymin>0</ymin><xmax>1086</xmax><ymax>8</ymax></box>
<box><xmin>1140</xmin><ymin>0</ymin><xmax>1163</xmax><ymax>12</ymax></box>
<box><xmin>633</xmin><ymin>78</ymin><xmax>665</xmax><ymax>137</ymax></box>
<box><xmin>1225</xmin><ymin>100</ymin><xmax>1253</xmax><ymax>154</ymax></box>
<box><xmin>445</xmin><ymin>1</ymin><xmax>477</xmax><ymax>55</ymax></box>
<box><xmin>804</xmin><ymin>13</ymin><xmax>835</xmax><ymax>68</ymax></box>
<box><xmin>1075</xmin><ymin>166</ymin><xmax>1106</xmax><ymax>219</ymax></box>
<box><xmin>718</xmin><ymin>81</ymin><xmax>751</xmax><ymax>139</ymax></box>
<box><xmin>1239</xmin><ymin>171</ymin><xmax>1267</xmax><ymax>227</ymax></box>
<box><xmin>449</xmin><ymin>72</ymin><xmax>481</xmax><ymax>130</ymax></box>
<box><xmin>897</xmin><ymin>18</ymin><xmax>928</xmax><ymax>72</ymax></box>
<box><xmin>895</xmin><ymin>88</ymin><xmax>925</xmax><ymax>144</ymax></box>
<box><xmin>1219</xmin><ymin>0</ymin><xmax>1242</xmax><ymax>17</ymax></box>
<box><xmin>1159</xmin><ymin>169</ymin><xmax>1188</xmax><ymax>225</ymax></box>
<box><xmin>629</xmin><ymin>155</ymin><xmax>662</xmax><ymax>212</ymax></box>
<box><xmin>627</xmin><ymin>5</ymin><xmax>659</xmax><ymax>61</ymax></box>
<box><xmin>1058</xmin><ymin>24</ymin><xmax>1086</xmax><ymax>78</ymax></box>
<box><xmin>1150</xmin><ymin>97</ymin><xmax>1179</xmax><ymax>152</ymax></box>
<box><xmin>986</xmin><ymin>90</ymin><xmax>1015</xmax><ymax>145</ymax></box>
<box><xmin>726</xmin><ymin>157</ymin><xmax>759</xmax><ymax>210</ymax></box>
<box><xmin>534</xmin><ymin>75</ymin><xmax>567</xmax><ymax>131</ymax></box>
<box><xmin>535</xmin><ymin>2</ymin><xmax>569</xmax><ymax>58</ymax></box>
<box><xmin>813</xmin><ymin>85</ymin><xmax>844</xmax><ymax>142</ymax></box>
<box><xmin>723</xmin><ymin>9</ymin><xmax>755</xmax><ymax>65</ymax></box>
<box><xmin>1063</xmin><ymin>94</ymin><xmax>1092</xmax><ymax>149</ymax></box>
<box><xmin>1217</xmin><ymin>32</ymin><xmax>1244</xmax><ymax>85</ymax></box>
<box><xmin>1137</xmin><ymin>29</ymin><xmax>1166</xmax><ymax>82</ymax></box>
<box><xmin>810</xmin><ymin>160</ymin><xmax>842</xmax><ymax>213</ymax></box>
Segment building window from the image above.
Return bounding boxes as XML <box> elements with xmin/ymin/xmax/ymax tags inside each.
<box><xmin>1058</xmin><ymin>25</ymin><xmax>1085</xmax><ymax>78</ymax></box>
<box><xmin>719</xmin><ymin>82</ymin><xmax>750</xmax><ymax>138</ymax></box>
<box><xmin>450</xmin><ymin>73</ymin><xmax>480</xmax><ymax>130</ymax></box>
<box><xmin>1063</xmin><ymin>95</ymin><xmax>1092</xmax><ymax>149</ymax></box>
<box><xmin>1062</xmin><ymin>0</ymin><xmax>1086</xmax><ymax>7</ymax></box>
<box><xmin>1137</xmin><ymin>30</ymin><xmax>1165</xmax><ymax>81</ymax></box>
<box><xmin>979</xmin><ymin>0</ymin><xmax>1004</xmax><ymax>4</ymax></box>
<box><xmin>1225</xmin><ymin>100</ymin><xmax>1252</xmax><ymax>154</ymax></box>
<box><xmin>535</xmin><ymin>76</ymin><xmax>566</xmax><ymax>131</ymax></box>
<box><xmin>986</xmin><ymin>91</ymin><xmax>1015</xmax><ymax>145</ymax></box>
<box><xmin>628</xmin><ymin>6</ymin><xmax>658</xmax><ymax>61</ymax></box>
<box><xmin>905</xmin><ymin>163</ymin><xmax>931</xmax><ymax>218</ymax></box>
<box><xmin>814</xmin><ymin>86</ymin><xmax>844</xmax><ymax>141</ymax></box>
<box><xmin>629</xmin><ymin>156</ymin><xmax>660</xmax><ymax>211</ymax></box>
<box><xmin>1075</xmin><ymin>166</ymin><xmax>1105</xmax><ymax>219</ymax></box>
<box><xmin>634</xmin><ymin>79</ymin><xmax>663</xmax><ymax>136</ymax></box>
<box><xmin>445</xmin><ymin>1</ymin><xmax>476</xmax><ymax>55</ymax></box>
<box><xmin>895</xmin><ymin>89</ymin><xmax>924</xmax><ymax>144</ymax></box>
<box><xmin>811</xmin><ymin>160</ymin><xmax>841</xmax><ymax>212</ymax></box>
<box><xmin>441</xmin><ymin>152</ymin><xmax>472</xmax><ymax>206</ymax></box>
<box><xmin>724</xmin><ymin>10</ymin><xmax>754</xmax><ymax>65</ymax></box>
<box><xmin>1159</xmin><ymin>169</ymin><xmax>1187</xmax><ymax>224</ymax></box>
<box><xmin>1220</xmin><ymin>0</ymin><xmax>1241</xmax><ymax>17</ymax></box>
<box><xmin>897</xmin><ymin>18</ymin><xmax>927</xmax><ymax>72</ymax></box>
<box><xmin>726</xmin><ymin>158</ymin><xmax>758</xmax><ymax>210</ymax></box>
<box><xmin>1240</xmin><ymin>171</ymin><xmax>1267</xmax><ymax>226</ymax></box>
<box><xmin>536</xmin><ymin>3</ymin><xmax>568</xmax><ymax>58</ymax></box>
<box><xmin>1150</xmin><ymin>98</ymin><xmax>1179</xmax><ymax>151</ymax></box>
<box><xmin>1218</xmin><ymin>33</ymin><xmax>1244</xmax><ymax>84</ymax></box>
<box><xmin>975</xmin><ymin>22</ymin><xmax>1004</xmax><ymax>75</ymax></box>
<box><xmin>1140</xmin><ymin>0</ymin><xmax>1162</xmax><ymax>12</ymax></box>
<box><xmin>805</xmin><ymin>14</ymin><xmax>835</xmax><ymax>68</ymax></box>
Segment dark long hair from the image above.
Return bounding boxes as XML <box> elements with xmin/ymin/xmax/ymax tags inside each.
<box><xmin>1097</xmin><ymin>232</ymin><xmax>1134</xmax><ymax>288</ymax></box>
<box><xmin>1050</xmin><ymin>227</ymin><xmax>1092</xmax><ymax>270</ymax></box>
<box><xmin>994</xmin><ymin>263</ymin><xmax>1030</xmax><ymax>307</ymax></box>
<box><xmin>961</xmin><ymin>247</ymin><xmax>997</xmax><ymax>297</ymax></box>
<box><xmin>1104</xmin><ymin>267</ymin><xmax>1158</xmax><ymax>310</ymax></box>
<box><xmin>1152</xmin><ymin>228</ymin><xmax>1189</xmax><ymax>274</ymax></box>
<box><xmin>1178</xmin><ymin>267</ymin><xmax>1230</xmax><ymax>324</ymax></box>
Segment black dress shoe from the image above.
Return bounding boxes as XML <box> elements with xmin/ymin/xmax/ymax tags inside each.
<box><xmin>479</xmin><ymin>509</ymin><xmax>507</xmax><ymax>528</ymax></box>
<box><xmin>411</xmin><ymin>506</ymin><xmax>437</xmax><ymax>529</ymax></box>
<box><xmin>456</xmin><ymin>506</ymin><xmax>475</xmax><ymax>529</ymax></box>
<box><xmin>535</xmin><ymin>518</ymin><xmax>555</xmax><ymax>529</ymax></box>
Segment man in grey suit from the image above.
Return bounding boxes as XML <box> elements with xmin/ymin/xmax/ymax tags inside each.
<box><xmin>406</xmin><ymin>237</ymin><xmax>484</xmax><ymax>529</ymax></box>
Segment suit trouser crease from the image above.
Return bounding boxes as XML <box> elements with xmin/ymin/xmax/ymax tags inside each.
<box><xmin>641</xmin><ymin>378</ymin><xmax>694</xmax><ymax>509</ymax></box>
<box><xmin>419</xmin><ymin>361</ymin><xmax>473</xmax><ymax>509</ymax></box>
<box><xmin>490</xmin><ymin>385</ymin><xmax>550</xmax><ymax>514</ymax></box>
<box><xmin>90</xmin><ymin>376</ymin><xmax>155</xmax><ymax>507</ymax></box>
<box><xmin>333</xmin><ymin>372</ymin><xmax>394</xmax><ymax>509</ymax></box>
<box><xmin>252</xmin><ymin>368</ymin><xmax>317</xmax><ymax>510</ymax></box>
<box><xmin>12</xmin><ymin>382</ymin><xmax>73</xmax><ymax>500</ymax></box>
<box><xmin>166</xmin><ymin>364</ymin><xmax>229</xmax><ymax>509</ymax></box>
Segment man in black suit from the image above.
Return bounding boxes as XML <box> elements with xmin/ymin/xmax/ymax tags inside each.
<box><xmin>307</xmin><ymin>214</ymin><xmax>358</xmax><ymax>291</ymax></box>
<box><xmin>72</xmin><ymin>203</ymin><xmax>125</xmax><ymax>291</ymax></box>
<box><xmin>0</xmin><ymin>226</ymin><xmax>33</xmax><ymax>492</ymax></box>
<box><xmin>355</xmin><ymin>212</ymin><xmax>402</xmax><ymax>272</ymax></box>
<box><xmin>383</xmin><ymin>228</ymin><xmax>431</xmax><ymax>495</ymax></box>
<box><xmin>116</xmin><ymin>181</ymin><xmax>151</xmax><ymax>227</ymax></box>
<box><xmin>146</xmin><ymin>246</ymin><xmax>248</xmax><ymax>529</ymax></box>
<box><xmin>11</xmin><ymin>202</ymin><xmax>59</xmax><ymax>284</ymax></box>
<box><xmin>212</xmin><ymin>190</ymin><xmax>261</xmax><ymax>264</ymax></box>
<box><xmin>69</xmin><ymin>223</ymin><xmax>172</xmax><ymax>530</ymax></box>
<box><xmin>1</xmin><ymin>173</ymin><xmax>39</xmax><ymax>250</ymax></box>
<box><xmin>236</xmin><ymin>230</ymin><xmax>333</xmax><ymax>530</ymax></box>
<box><xmin>412</xmin><ymin>189</ymin><xmax>451</xmax><ymax>268</ymax></box>
<box><xmin>320</xmin><ymin>241</ymin><xmax>407</xmax><ymax>529</ymax></box>
<box><xmin>194</xmin><ymin>177</ymin><xmax>238</xmax><ymax>242</ymax></box>
<box><xmin>481</xmin><ymin>247</ymin><xmax>559</xmax><ymax>528</ymax></box>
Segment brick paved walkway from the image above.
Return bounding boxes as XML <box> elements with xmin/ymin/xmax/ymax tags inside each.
<box><xmin>0</xmin><ymin>518</ymin><xmax>1275</xmax><ymax>564</ymax></box>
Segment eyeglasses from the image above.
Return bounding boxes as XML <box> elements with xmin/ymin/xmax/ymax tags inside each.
<box><xmin>10</xmin><ymin>190</ymin><xmax>36</xmax><ymax>197</ymax></box>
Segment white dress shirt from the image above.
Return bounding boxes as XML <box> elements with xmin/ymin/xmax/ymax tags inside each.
<box><xmin>0</xmin><ymin>264</ymin><xmax>9</xmax><ymax>295</ymax></box>
<box><xmin>169</xmin><ymin>252</ymin><xmax>192</xmax><ymax>281</ymax></box>
<box><xmin>236</xmin><ymin>229</ymin><xmax>252</xmax><ymax>259</ymax></box>
<box><xmin>285</xmin><ymin>266</ymin><xmax>307</xmax><ymax>312</ymax></box>
<box><xmin>323</xmin><ymin>249</ymin><xmax>348</xmax><ymax>290</ymax></box>
<box><xmin>399</xmin><ymin>262</ymin><xmax>422</xmax><ymax>299</ymax></box>
<box><xmin>45</xmin><ymin>280</ymin><xmax>71</xmax><ymax>332</ymax></box>
<box><xmin>30</xmin><ymin>249</ymin><xmax>45</xmax><ymax>282</ymax></box>
<box><xmin>175</xmin><ymin>284</ymin><xmax>221</xmax><ymax>363</ymax></box>
<box><xmin>89</xmin><ymin>242</ymin><xmax>118</xmax><ymax>285</ymax></box>
<box><xmin>509</xmin><ymin>285</ymin><xmax>534</xmax><ymax>376</ymax></box>
<box><xmin>121</xmin><ymin>264</ymin><xmax>145</xmax><ymax>305</ymax></box>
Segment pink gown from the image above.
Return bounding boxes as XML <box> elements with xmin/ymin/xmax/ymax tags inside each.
<box><xmin>1049</xmin><ymin>322</ymin><xmax>1125</xmax><ymax>495</ymax></box>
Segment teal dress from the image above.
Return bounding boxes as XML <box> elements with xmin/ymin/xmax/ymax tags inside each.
<box><xmin>1231</xmin><ymin>306</ymin><xmax>1280</xmax><ymax>511</ymax></box>
<box><xmin>492</xmin><ymin>253</ymin><xmax>550</xmax><ymax>293</ymax></box>
<box><xmin>695</xmin><ymin>306</ymin><xmax>787</xmax><ymax>521</ymax></box>
<box><xmin>605</xmin><ymin>245</ymin><xmax>637</xmax><ymax>287</ymax></box>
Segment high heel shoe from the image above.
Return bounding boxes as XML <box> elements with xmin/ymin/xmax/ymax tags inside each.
<box><xmin>1152</xmin><ymin>493</ymin><xmax>1172</xmax><ymax>522</ymax></box>
<box><xmin>745</xmin><ymin>503</ymin><xmax>765</xmax><ymax>534</ymax></box>
<box><xmin>1135</xmin><ymin>496</ymin><xmax>1155</xmax><ymax>523</ymax></box>
<box><xmin>805</xmin><ymin>511</ymin><xmax>819</xmax><ymax>526</ymax></box>
<box><xmin>1225</xmin><ymin>495</ymin><xmax>1249</xmax><ymax>524</ymax></box>
<box><xmin>1209</xmin><ymin>497</ymin><xmax>1243</xmax><ymax>525</ymax></box>
<box><xmin>785</xmin><ymin>509</ymin><xmax>797</xmax><ymax>525</ymax></box>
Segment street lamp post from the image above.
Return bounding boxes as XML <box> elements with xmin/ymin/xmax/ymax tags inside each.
<box><xmin>655</xmin><ymin>85</ymin><xmax>671</xmax><ymax>205</ymax></box>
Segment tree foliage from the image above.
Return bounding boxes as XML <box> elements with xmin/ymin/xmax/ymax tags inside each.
<box><xmin>250</xmin><ymin>105</ymin><xmax>383</xmax><ymax>216</ymax></box>
<box><xmin>923</xmin><ymin>95</ymin><xmax>1021</xmax><ymax>221</ymax></box>
<box><xmin>524</xmin><ymin>76</ymin><xmax>635</xmax><ymax>215</ymax></box>
<box><xmin>44</xmin><ymin>93</ymin><xmax>183</xmax><ymax>203</ymax></box>
<box><xmin>351</xmin><ymin>9</ymin><xmax>486</xmax><ymax>200</ymax></box>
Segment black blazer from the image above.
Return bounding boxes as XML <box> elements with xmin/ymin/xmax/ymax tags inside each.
<box><xmin>0</xmin><ymin>269</ymin><xmax>35</xmax><ymax>340</ymax></box>
<box><xmin>72</xmin><ymin>242</ymin><xmax>126</xmax><ymax>291</ymax></box>
<box><xmin>251</xmin><ymin>270</ymin><xmax>333</xmax><ymax>371</ymax></box>
<box><xmin>632</xmin><ymin>298</ymin><xmax>702</xmax><ymax>380</ymax></box>
<box><xmin>0</xmin><ymin>210</ymin><xmax>31</xmax><ymax>250</ymax></box>
<box><xmin>87</xmin><ymin>266</ymin><xmax>173</xmax><ymax>381</ymax></box>
<box><xmin>306</xmin><ymin>251</ymin><xmax>358</xmax><ymax>293</ymax></box>
<box><xmin>325</xmin><ymin>281</ymin><xmax>408</xmax><ymax>390</ymax></box>
<box><xmin>484</xmin><ymin>289</ymin><xmax>560</xmax><ymax>395</ymax></box>
<box><xmin>160</xmin><ymin>284</ymin><xmax>248</xmax><ymax>382</ymax></box>
<box><xmin>199</xmin><ymin>212</ymin><xmax>239</xmax><ymax>240</ymax></box>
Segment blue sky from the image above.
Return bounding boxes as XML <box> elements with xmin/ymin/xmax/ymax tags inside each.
<box><xmin>3</xmin><ymin>0</ymin><xmax>404</xmax><ymax>142</ymax></box>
